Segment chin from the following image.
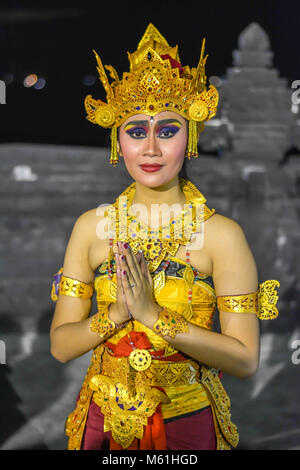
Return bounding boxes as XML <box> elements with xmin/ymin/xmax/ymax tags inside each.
<box><xmin>133</xmin><ymin>169</ymin><xmax>177</xmax><ymax>188</ymax></box>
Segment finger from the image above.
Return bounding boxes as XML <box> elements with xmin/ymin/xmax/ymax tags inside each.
<box><xmin>141</xmin><ymin>252</ymin><xmax>153</xmax><ymax>286</ymax></box>
<box><xmin>114</xmin><ymin>252</ymin><xmax>129</xmax><ymax>310</ymax></box>
<box><xmin>120</xmin><ymin>266</ymin><xmax>135</xmax><ymax>302</ymax></box>
<box><xmin>119</xmin><ymin>253</ymin><xmax>135</xmax><ymax>286</ymax></box>
<box><xmin>114</xmin><ymin>253</ymin><xmax>123</xmax><ymax>297</ymax></box>
<box><xmin>121</xmin><ymin>242</ymin><xmax>142</xmax><ymax>285</ymax></box>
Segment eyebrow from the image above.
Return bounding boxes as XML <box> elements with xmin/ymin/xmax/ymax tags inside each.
<box><xmin>124</xmin><ymin>118</ymin><xmax>182</xmax><ymax>129</ymax></box>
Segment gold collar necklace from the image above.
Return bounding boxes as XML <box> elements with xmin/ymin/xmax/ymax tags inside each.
<box><xmin>105</xmin><ymin>177</ymin><xmax>215</xmax><ymax>273</ymax></box>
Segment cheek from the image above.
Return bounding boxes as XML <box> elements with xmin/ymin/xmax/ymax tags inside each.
<box><xmin>163</xmin><ymin>129</ymin><xmax>187</xmax><ymax>162</ymax></box>
<box><xmin>119</xmin><ymin>132</ymin><xmax>140</xmax><ymax>161</ymax></box>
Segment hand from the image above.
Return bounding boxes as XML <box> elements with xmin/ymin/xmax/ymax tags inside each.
<box><xmin>117</xmin><ymin>241</ymin><xmax>160</xmax><ymax>326</ymax></box>
<box><xmin>108</xmin><ymin>242</ymin><xmax>133</xmax><ymax>326</ymax></box>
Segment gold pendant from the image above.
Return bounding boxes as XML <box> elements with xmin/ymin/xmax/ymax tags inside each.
<box><xmin>129</xmin><ymin>349</ymin><xmax>152</xmax><ymax>371</ymax></box>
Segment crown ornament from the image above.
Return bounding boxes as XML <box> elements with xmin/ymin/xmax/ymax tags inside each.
<box><xmin>84</xmin><ymin>23</ymin><xmax>219</xmax><ymax>166</ymax></box>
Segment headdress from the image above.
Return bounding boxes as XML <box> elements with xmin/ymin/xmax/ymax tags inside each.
<box><xmin>84</xmin><ymin>23</ymin><xmax>219</xmax><ymax>166</ymax></box>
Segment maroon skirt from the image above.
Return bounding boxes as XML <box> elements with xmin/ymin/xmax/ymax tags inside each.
<box><xmin>80</xmin><ymin>398</ymin><xmax>217</xmax><ymax>450</ymax></box>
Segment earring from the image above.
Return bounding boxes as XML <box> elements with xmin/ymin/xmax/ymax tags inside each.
<box><xmin>185</xmin><ymin>120</ymin><xmax>198</xmax><ymax>159</ymax></box>
<box><xmin>110</xmin><ymin>126</ymin><xmax>119</xmax><ymax>167</ymax></box>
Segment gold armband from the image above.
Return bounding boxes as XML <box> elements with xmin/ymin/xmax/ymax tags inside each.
<box><xmin>152</xmin><ymin>307</ymin><xmax>189</xmax><ymax>338</ymax></box>
<box><xmin>217</xmin><ymin>279</ymin><xmax>280</xmax><ymax>320</ymax></box>
<box><xmin>51</xmin><ymin>267</ymin><xmax>94</xmax><ymax>302</ymax></box>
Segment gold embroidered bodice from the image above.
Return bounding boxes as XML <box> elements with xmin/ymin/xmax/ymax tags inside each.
<box><xmin>94</xmin><ymin>255</ymin><xmax>217</xmax><ymax>348</ymax></box>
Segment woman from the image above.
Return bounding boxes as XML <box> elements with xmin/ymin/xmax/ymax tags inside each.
<box><xmin>50</xmin><ymin>24</ymin><xmax>280</xmax><ymax>450</ymax></box>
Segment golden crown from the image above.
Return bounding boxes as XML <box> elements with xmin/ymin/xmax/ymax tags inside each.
<box><xmin>84</xmin><ymin>23</ymin><xmax>219</xmax><ymax>166</ymax></box>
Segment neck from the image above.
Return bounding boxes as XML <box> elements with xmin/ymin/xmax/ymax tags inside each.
<box><xmin>132</xmin><ymin>176</ymin><xmax>186</xmax><ymax>210</ymax></box>
<box><xmin>129</xmin><ymin>176</ymin><xmax>187</xmax><ymax>226</ymax></box>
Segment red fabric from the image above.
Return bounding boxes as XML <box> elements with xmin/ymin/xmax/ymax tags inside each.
<box><xmin>105</xmin><ymin>331</ymin><xmax>187</xmax><ymax>361</ymax></box>
<box><xmin>105</xmin><ymin>331</ymin><xmax>152</xmax><ymax>356</ymax></box>
<box><xmin>81</xmin><ymin>399</ymin><xmax>217</xmax><ymax>450</ymax></box>
<box><xmin>160</xmin><ymin>54</ymin><xmax>184</xmax><ymax>76</ymax></box>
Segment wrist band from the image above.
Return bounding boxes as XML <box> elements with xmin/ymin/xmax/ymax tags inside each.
<box><xmin>90</xmin><ymin>306</ymin><xmax>132</xmax><ymax>338</ymax></box>
<box><xmin>152</xmin><ymin>307</ymin><xmax>189</xmax><ymax>338</ymax></box>
<box><xmin>90</xmin><ymin>306</ymin><xmax>116</xmax><ymax>338</ymax></box>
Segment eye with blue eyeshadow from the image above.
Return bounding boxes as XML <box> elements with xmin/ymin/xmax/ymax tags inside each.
<box><xmin>125</xmin><ymin>127</ymin><xmax>148</xmax><ymax>138</ymax></box>
<box><xmin>124</xmin><ymin>120</ymin><xmax>182</xmax><ymax>139</ymax></box>
<box><xmin>157</xmin><ymin>125</ymin><xmax>181</xmax><ymax>138</ymax></box>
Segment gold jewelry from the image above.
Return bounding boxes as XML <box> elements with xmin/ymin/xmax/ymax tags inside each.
<box><xmin>51</xmin><ymin>267</ymin><xmax>94</xmax><ymax>302</ymax></box>
<box><xmin>128</xmin><ymin>349</ymin><xmax>152</xmax><ymax>371</ymax></box>
<box><xmin>152</xmin><ymin>307</ymin><xmax>189</xmax><ymax>338</ymax></box>
<box><xmin>217</xmin><ymin>279</ymin><xmax>280</xmax><ymax>320</ymax></box>
<box><xmin>257</xmin><ymin>279</ymin><xmax>280</xmax><ymax>320</ymax></box>
<box><xmin>100</xmin><ymin>347</ymin><xmax>200</xmax><ymax>388</ymax></box>
<box><xmin>90</xmin><ymin>304</ymin><xmax>132</xmax><ymax>338</ymax></box>
<box><xmin>105</xmin><ymin>177</ymin><xmax>215</xmax><ymax>273</ymax></box>
<box><xmin>89</xmin><ymin>375</ymin><xmax>170</xmax><ymax>449</ymax></box>
<box><xmin>84</xmin><ymin>23</ymin><xmax>219</xmax><ymax>166</ymax></box>
<box><xmin>89</xmin><ymin>306</ymin><xmax>116</xmax><ymax>338</ymax></box>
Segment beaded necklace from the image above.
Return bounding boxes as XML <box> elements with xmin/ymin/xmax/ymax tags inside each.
<box><xmin>105</xmin><ymin>177</ymin><xmax>215</xmax><ymax>319</ymax></box>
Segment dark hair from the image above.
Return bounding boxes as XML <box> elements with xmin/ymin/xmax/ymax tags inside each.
<box><xmin>179</xmin><ymin>157</ymin><xmax>189</xmax><ymax>180</ymax></box>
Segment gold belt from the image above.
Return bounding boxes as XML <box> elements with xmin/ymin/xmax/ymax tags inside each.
<box><xmin>87</xmin><ymin>349</ymin><xmax>239</xmax><ymax>449</ymax></box>
<box><xmin>98</xmin><ymin>348</ymin><xmax>200</xmax><ymax>388</ymax></box>
<box><xmin>89</xmin><ymin>350</ymin><xmax>204</xmax><ymax>449</ymax></box>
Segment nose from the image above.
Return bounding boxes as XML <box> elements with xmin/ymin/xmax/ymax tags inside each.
<box><xmin>142</xmin><ymin>127</ymin><xmax>162</xmax><ymax>158</ymax></box>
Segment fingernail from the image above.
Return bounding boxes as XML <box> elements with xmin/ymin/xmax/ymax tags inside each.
<box><xmin>123</xmin><ymin>243</ymin><xmax>128</xmax><ymax>249</ymax></box>
<box><xmin>123</xmin><ymin>270</ymin><xmax>127</xmax><ymax>275</ymax></box>
<box><xmin>121</xmin><ymin>255</ymin><xmax>125</xmax><ymax>260</ymax></box>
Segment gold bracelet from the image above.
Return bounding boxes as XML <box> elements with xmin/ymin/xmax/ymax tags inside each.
<box><xmin>152</xmin><ymin>307</ymin><xmax>189</xmax><ymax>338</ymax></box>
<box><xmin>89</xmin><ymin>306</ymin><xmax>116</xmax><ymax>338</ymax></box>
<box><xmin>51</xmin><ymin>267</ymin><xmax>94</xmax><ymax>302</ymax></box>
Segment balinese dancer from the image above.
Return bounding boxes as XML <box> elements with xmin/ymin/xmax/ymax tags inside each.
<box><xmin>50</xmin><ymin>24</ymin><xmax>280</xmax><ymax>450</ymax></box>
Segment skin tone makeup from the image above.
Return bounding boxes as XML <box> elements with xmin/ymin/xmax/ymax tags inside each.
<box><xmin>118</xmin><ymin>110</ymin><xmax>188</xmax><ymax>225</ymax></box>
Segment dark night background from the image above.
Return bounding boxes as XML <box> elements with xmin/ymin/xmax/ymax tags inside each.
<box><xmin>1</xmin><ymin>0</ymin><xmax>300</xmax><ymax>147</ymax></box>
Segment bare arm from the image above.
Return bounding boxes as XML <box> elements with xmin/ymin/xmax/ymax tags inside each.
<box><xmin>143</xmin><ymin>217</ymin><xmax>260</xmax><ymax>379</ymax></box>
<box><xmin>50</xmin><ymin>210</ymin><xmax>107</xmax><ymax>363</ymax></box>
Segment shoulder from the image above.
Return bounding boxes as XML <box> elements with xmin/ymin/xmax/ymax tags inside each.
<box><xmin>208</xmin><ymin>214</ymin><xmax>258</xmax><ymax>290</ymax></box>
<box><xmin>72</xmin><ymin>207</ymin><xmax>103</xmax><ymax>240</ymax></box>
<box><xmin>206</xmin><ymin>212</ymin><xmax>244</xmax><ymax>241</ymax></box>
<box><xmin>204</xmin><ymin>213</ymin><xmax>250</xmax><ymax>262</ymax></box>
<box><xmin>75</xmin><ymin>207</ymin><xmax>97</xmax><ymax>223</ymax></box>
<box><xmin>75</xmin><ymin>205</ymin><xmax>111</xmax><ymax>227</ymax></box>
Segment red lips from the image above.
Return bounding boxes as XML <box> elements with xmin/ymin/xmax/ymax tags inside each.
<box><xmin>140</xmin><ymin>163</ymin><xmax>163</xmax><ymax>173</ymax></box>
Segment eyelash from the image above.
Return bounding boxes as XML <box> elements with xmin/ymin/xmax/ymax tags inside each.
<box><xmin>126</xmin><ymin>126</ymin><xmax>180</xmax><ymax>139</ymax></box>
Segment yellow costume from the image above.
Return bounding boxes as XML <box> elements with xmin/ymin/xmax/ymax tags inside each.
<box><xmin>51</xmin><ymin>179</ymin><xmax>280</xmax><ymax>450</ymax></box>
<box><xmin>51</xmin><ymin>24</ymin><xmax>280</xmax><ymax>450</ymax></box>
